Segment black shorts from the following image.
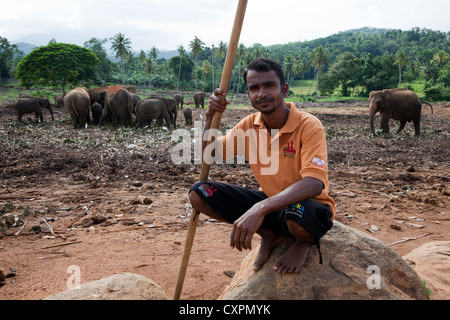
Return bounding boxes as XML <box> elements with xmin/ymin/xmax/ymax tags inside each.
<box><xmin>190</xmin><ymin>181</ymin><xmax>333</xmax><ymax>240</ymax></box>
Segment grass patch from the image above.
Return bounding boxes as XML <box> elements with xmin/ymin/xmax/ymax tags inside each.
<box><xmin>290</xmin><ymin>80</ymin><xmax>315</xmax><ymax>95</ymax></box>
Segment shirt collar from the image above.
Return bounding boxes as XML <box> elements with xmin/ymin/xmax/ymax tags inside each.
<box><xmin>254</xmin><ymin>102</ymin><xmax>299</xmax><ymax>134</ymax></box>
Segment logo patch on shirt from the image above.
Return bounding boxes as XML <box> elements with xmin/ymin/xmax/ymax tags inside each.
<box><xmin>198</xmin><ymin>183</ymin><xmax>218</xmax><ymax>198</ymax></box>
<box><xmin>312</xmin><ymin>157</ymin><xmax>326</xmax><ymax>168</ymax></box>
<box><xmin>283</xmin><ymin>141</ymin><xmax>296</xmax><ymax>159</ymax></box>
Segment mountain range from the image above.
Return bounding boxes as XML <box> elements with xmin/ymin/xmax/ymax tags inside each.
<box><xmin>13</xmin><ymin>27</ymin><xmax>391</xmax><ymax>60</ymax></box>
<box><xmin>12</xmin><ymin>33</ymin><xmax>178</xmax><ymax>60</ymax></box>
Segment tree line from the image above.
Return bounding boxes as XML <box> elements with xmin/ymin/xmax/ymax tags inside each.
<box><xmin>1</xmin><ymin>27</ymin><xmax>449</xmax><ymax>100</ymax></box>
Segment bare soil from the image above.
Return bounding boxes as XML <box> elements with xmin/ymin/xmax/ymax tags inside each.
<box><xmin>0</xmin><ymin>93</ymin><xmax>449</xmax><ymax>300</ymax></box>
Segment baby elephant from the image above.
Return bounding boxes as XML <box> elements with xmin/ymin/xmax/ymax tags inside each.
<box><xmin>14</xmin><ymin>97</ymin><xmax>54</xmax><ymax>123</ymax></box>
<box><xmin>183</xmin><ymin>107</ymin><xmax>192</xmax><ymax>125</ymax></box>
<box><xmin>193</xmin><ymin>92</ymin><xmax>205</xmax><ymax>108</ymax></box>
<box><xmin>135</xmin><ymin>98</ymin><xmax>172</xmax><ymax>130</ymax></box>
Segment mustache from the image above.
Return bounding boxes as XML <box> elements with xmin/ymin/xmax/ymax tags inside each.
<box><xmin>256</xmin><ymin>98</ymin><xmax>274</xmax><ymax>104</ymax></box>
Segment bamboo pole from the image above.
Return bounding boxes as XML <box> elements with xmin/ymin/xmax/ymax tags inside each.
<box><xmin>173</xmin><ymin>0</ymin><xmax>248</xmax><ymax>300</ymax></box>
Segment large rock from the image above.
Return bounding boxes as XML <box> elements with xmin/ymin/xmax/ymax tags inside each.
<box><xmin>403</xmin><ymin>241</ymin><xmax>450</xmax><ymax>300</ymax></box>
<box><xmin>219</xmin><ymin>221</ymin><xmax>428</xmax><ymax>300</ymax></box>
<box><xmin>44</xmin><ymin>273</ymin><xmax>168</xmax><ymax>300</ymax></box>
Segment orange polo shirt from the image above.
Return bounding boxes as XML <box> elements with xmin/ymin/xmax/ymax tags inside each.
<box><xmin>217</xmin><ymin>102</ymin><xmax>335</xmax><ymax>217</ymax></box>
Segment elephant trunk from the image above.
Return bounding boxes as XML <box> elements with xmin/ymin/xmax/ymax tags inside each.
<box><xmin>369</xmin><ymin>102</ymin><xmax>378</xmax><ymax>135</ymax></box>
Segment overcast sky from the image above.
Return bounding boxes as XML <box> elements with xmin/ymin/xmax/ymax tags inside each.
<box><xmin>1</xmin><ymin>0</ymin><xmax>449</xmax><ymax>53</ymax></box>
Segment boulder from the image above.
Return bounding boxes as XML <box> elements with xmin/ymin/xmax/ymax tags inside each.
<box><xmin>44</xmin><ymin>273</ymin><xmax>167</xmax><ymax>300</ymax></box>
<box><xmin>403</xmin><ymin>241</ymin><xmax>450</xmax><ymax>300</ymax></box>
<box><xmin>219</xmin><ymin>221</ymin><xmax>428</xmax><ymax>300</ymax></box>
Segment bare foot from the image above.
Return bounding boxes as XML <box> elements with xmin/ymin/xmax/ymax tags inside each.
<box><xmin>273</xmin><ymin>240</ymin><xmax>311</xmax><ymax>274</ymax></box>
<box><xmin>253</xmin><ymin>229</ymin><xmax>286</xmax><ymax>272</ymax></box>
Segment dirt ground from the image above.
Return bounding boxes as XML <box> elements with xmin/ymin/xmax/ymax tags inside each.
<box><xmin>0</xmin><ymin>92</ymin><xmax>448</xmax><ymax>300</ymax></box>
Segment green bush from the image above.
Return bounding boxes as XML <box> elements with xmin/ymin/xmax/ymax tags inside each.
<box><xmin>424</xmin><ymin>84</ymin><xmax>444</xmax><ymax>101</ymax></box>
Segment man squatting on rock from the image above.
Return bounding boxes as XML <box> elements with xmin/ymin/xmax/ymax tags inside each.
<box><xmin>189</xmin><ymin>58</ymin><xmax>335</xmax><ymax>274</ymax></box>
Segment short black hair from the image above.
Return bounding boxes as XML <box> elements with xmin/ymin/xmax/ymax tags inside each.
<box><xmin>243</xmin><ymin>58</ymin><xmax>285</xmax><ymax>86</ymax></box>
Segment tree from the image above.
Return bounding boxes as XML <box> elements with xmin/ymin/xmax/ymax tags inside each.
<box><xmin>328</xmin><ymin>52</ymin><xmax>361</xmax><ymax>96</ymax></box>
<box><xmin>211</xmin><ymin>45</ymin><xmax>216</xmax><ymax>90</ymax></box>
<box><xmin>143</xmin><ymin>57</ymin><xmax>155</xmax><ymax>89</ymax></box>
<box><xmin>176</xmin><ymin>45</ymin><xmax>185</xmax><ymax>91</ymax></box>
<box><xmin>394</xmin><ymin>50</ymin><xmax>409</xmax><ymax>87</ymax></box>
<box><xmin>0</xmin><ymin>36</ymin><xmax>22</xmax><ymax>82</ymax></box>
<box><xmin>149</xmin><ymin>47</ymin><xmax>159</xmax><ymax>61</ymax></box>
<box><xmin>215</xmin><ymin>41</ymin><xmax>227</xmax><ymax>84</ymax></box>
<box><xmin>235</xmin><ymin>43</ymin><xmax>246</xmax><ymax>93</ymax></box>
<box><xmin>433</xmin><ymin>49</ymin><xmax>448</xmax><ymax>68</ymax></box>
<box><xmin>422</xmin><ymin>59</ymin><xmax>439</xmax><ymax>83</ymax></box>
<box><xmin>110</xmin><ymin>32</ymin><xmax>132</xmax><ymax>84</ymax></box>
<box><xmin>189</xmin><ymin>36</ymin><xmax>205</xmax><ymax>90</ymax></box>
<box><xmin>16</xmin><ymin>43</ymin><xmax>99</xmax><ymax>95</ymax></box>
<box><xmin>364</xmin><ymin>54</ymin><xmax>398</xmax><ymax>93</ymax></box>
<box><xmin>84</xmin><ymin>37</ymin><xmax>113</xmax><ymax>84</ymax></box>
<box><xmin>310</xmin><ymin>45</ymin><xmax>328</xmax><ymax>97</ymax></box>
<box><xmin>297</xmin><ymin>56</ymin><xmax>309</xmax><ymax>96</ymax></box>
<box><xmin>251</xmin><ymin>44</ymin><xmax>266</xmax><ymax>59</ymax></box>
<box><xmin>169</xmin><ymin>55</ymin><xmax>193</xmax><ymax>86</ymax></box>
<box><xmin>200</xmin><ymin>60</ymin><xmax>212</xmax><ymax>90</ymax></box>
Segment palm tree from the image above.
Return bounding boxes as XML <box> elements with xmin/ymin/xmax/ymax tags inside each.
<box><xmin>298</xmin><ymin>55</ymin><xmax>309</xmax><ymax>96</ymax></box>
<box><xmin>433</xmin><ymin>50</ymin><xmax>448</xmax><ymax>68</ymax></box>
<box><xmin>144</xmin><ymin>57</ymin><xmax>155</xmax><ymax>89</ymax></box>
<box><xmin>235</xmin><ymin>43</ymin><xmax>246</xmax><ymax>94</ymax></box>
<box><xmin>211</xmin><ymin>45</ymin><xmax>215</xmax><ymax>90</ymax></box>
<box><xmin>189</xmin><ymin>36</ymin><xmax>205</xmax><ymax>90</ymax></box>
<box><xmin>394</xmin><ymin>50</ymin><xmax>409</xmax><ymax>87</ymax></box>
<box><xmin>284</xmin><ymin>54</ymin><xmax>301</xmax><ymax>87</ymax></box>
<box><xmin>149</xmin><ymin>47</ymin><xmax>159</xmax><ymax>61</ymax></box>
<box><xmin>215</xmin><ymin>41</ymin><xmax>227</xmax><ymax>83</ymax></box>
<box><xmin>310</xmin><ymin>45</ymin><xmax>327</xmax><ymax>98</ymax></box>
<box><xmin>176</xmin><ymin>44</ymin><xmax>185</xmax><ymax>91</ymax></box>
<box><xmin>200</xmin><ymin>60</ymin><xmax>212</xmax><ymax>90</ymax></box>
<box><xmin>251</xmin><ymin>44</ymin><xmax>265</xmax><ymax>59</ymax></box>
<box><xmin>110</xmin><ymin>32</ymin><xmax>132</xmax><ymax>84</ymax></box>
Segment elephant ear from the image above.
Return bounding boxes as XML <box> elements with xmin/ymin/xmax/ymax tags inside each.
<box><xmin>383</xmin><ymin>90</ymin><xmax>395</xmax><ymax>110</ymax></box>
<box><xmin>99</xmin><ymin>90</ymin><xmax>107</xmax><ymax>101</ymax></box>
<box><xmin>369</xmin><ymin>91</ymin><xmax>378</xmax><ymax>99</ymax></box>
<box><xmin>39</xmin><ymin>98</ymin><xmax>49</xmax><ymax>106</ymax></box>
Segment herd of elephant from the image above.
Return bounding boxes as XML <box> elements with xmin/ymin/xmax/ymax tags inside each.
<box><xmin>14</xmin><ymin>87</ymin><xmax>432</xmax><ymax>136</ymax></box>
<box><xmin>14</xmin><ymin>85</ymin><xmax>207</xmax><ymax>130</ymax></box>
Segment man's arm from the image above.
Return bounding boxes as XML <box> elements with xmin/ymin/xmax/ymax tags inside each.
<box><xmin>230</xmin><ymin>177</ymin><xmax>323</xmax><ymax>251</ymax></box>
<box><xmin>202</xmin><ymin>88</ymin><xmax>230</xmax><ymax>153</ymax></box>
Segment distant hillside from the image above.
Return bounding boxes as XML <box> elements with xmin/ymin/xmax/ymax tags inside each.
<box><xmin>339</xmin><ymin>27</ymin><xmax>391</xmax><ymax>35</ymax></box>
<box><xmin>15</xmin><ymin>42</ymin><xmax>37</xmax><ymax>55</ymax></box>
<box><xmin>14</xmin><ymin>40</ymin><xmax>177</xmax><ymax>60</ymax></box>
<box><xmin>158</xmin><ymin>50</ymin><xmax>178</xmax><ymax>60</ymax></box>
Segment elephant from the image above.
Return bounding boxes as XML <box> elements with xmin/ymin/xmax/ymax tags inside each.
<box><xmin>120</xmin><ymin>85</ymin><xmax>137</xmax><ymax>94</ymax></box>
<box><xmin>88</xmin><ymin>86</ymin><xmax>136</xmax><ymax>105</ymax></box>
<box><xmin>183</xmin><ymin>107</ymin><xmax>193</xmax><ymax>126</ymax></box>
<box><xmin>64</xmin><ymin>87</ymin><xmax>91</xmax><ymax>129</ymax></box>
<box><xmin>369</xmin><ymin>88</ymin><xmax>433</xmax><ymax>136</ymax></box>
<box><xmin>145</xmin><ymin>97</ymin><xmax>177</xmax><ymax>128</ymax></box>
<box><xmin>131</xmin><ymin>94</ymin><xmax>141</xmax><ymax>119</ymax></box>
<box><xmin>174</xmin><ymin>94</ymin><xmax>184</xmax><ymax>109</ymax></box>
<box><xmin>99</xmin><ymin>86</ymin><xmax>134</xmax><ymax>127</ymax></box>
<box><xmin>88</xmin><ymin>86</ymin><xmax>108</xmax><ymax>106</ymax></box>
<box><xmin>91</xmin><ymin>102</ymin><xmax>103</xmax><ymax>124</ymax></box>
<box><xmin>160</xmin><ymin>98</ymin><xmax>177</xmax><ymax>128</ymax></box>
<box><xmin>14</xmin><ymin>97</ymin><xmax>54</xmax><ymax>123</ymax></box>
<box><xmin>54</xmin><ymin>95</ymin><xmax>65</xmax><ymax>108</ymax></box>
<box><xmin>193</xmin><ymin>92</ymin><xmax>205</xmax><ymax>108</ymax></box>
<box><xmin>135</xmin><ymin>98</ymin><xmax>172</xmax><ymax>130</ymax></box>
